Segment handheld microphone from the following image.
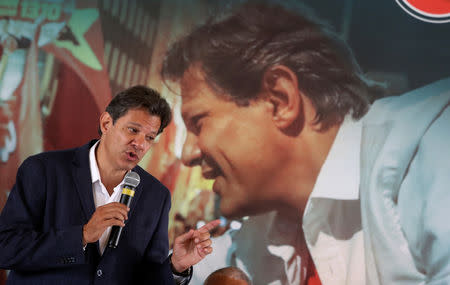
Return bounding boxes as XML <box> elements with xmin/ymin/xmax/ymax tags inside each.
<box><xmin>108</xmin><ymin>171</ymin><xmax>140</xmax><ymax>248</ymax></box>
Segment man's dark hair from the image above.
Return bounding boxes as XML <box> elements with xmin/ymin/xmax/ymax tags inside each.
<box><xmin>204</xmin><ymin>266</ymin><xmax>252</xmax><ymax>285</ymax></box>
<box><xmin>162</xmin><ymin>2</ymin><xmax>381</xmax><ymax>129</ymax></box>
<box><xmin>99</xmin><ymin>85</ymin><xmax>172</xmax><ymax>135</ymax></box>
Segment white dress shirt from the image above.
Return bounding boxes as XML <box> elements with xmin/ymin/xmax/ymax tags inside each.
<box><xmin>89</xmin><ymin>140</ymin><xmax>126</xmax><ymax>255</ymax></box>
<box><xmin>263</xmin><ymin>116</ymin><xmax>364</xmax><ymax>285</ymax></box>
<box><xmin>302</xmin><ymin>116</ymin><xmax>365</xmax><ymax>284</ymax></box>
<box><xmin>249</xmin><ymin>116</ymin><xmax>365</xmax><ymax>285</ymax></box>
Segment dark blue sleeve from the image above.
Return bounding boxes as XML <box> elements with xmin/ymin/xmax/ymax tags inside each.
<box><xmin>141</xmin><ymin>188</ymin><xmax>175</xmax><ymax>284</ymax></box>
<box><xmin>0</xmin><ymin>157</ymin><xmax>86</xmax><ymax>271</ymax></box>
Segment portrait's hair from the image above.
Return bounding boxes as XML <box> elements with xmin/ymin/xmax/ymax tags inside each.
<box><xmin>204</xmin><ymin>266</ymin><xmax>252</xmax><ymax>285</ymax></box>
<box><xmin>99</xmin><ymin>85</ymin><xmax>172</xmax><ymax>135</ymax></box>
<box><xmin>162</xmin><ymin>1</ymin><xmax>382</xmax><ymax>129</ymax></box>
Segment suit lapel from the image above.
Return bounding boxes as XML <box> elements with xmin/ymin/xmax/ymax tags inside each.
<box><xmin>72</xmin><ymin>141</ymin><xmax>97</xmax><ymax>221</ymax></box>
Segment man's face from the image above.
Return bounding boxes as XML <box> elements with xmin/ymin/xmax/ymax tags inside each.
<box><xmin>180</xmin><ymin>66</ymin><xmax>284</xmax><ymax>219</ymax></box>
<box><xmin>100</xmin><ymin>108</ymin><xmax>161</xmax><ymax>172</ymax></box>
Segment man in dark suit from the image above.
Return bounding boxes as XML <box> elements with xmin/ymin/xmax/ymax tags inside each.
<box><xmin>0</xmin><ymin>86</ymin><xmax>218</xmax><ymax>284</ymax></box>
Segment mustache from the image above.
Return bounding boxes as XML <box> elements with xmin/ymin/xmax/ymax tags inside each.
<box><xmin>126</xmin><ymin>147</ymin><xmax>141</xmax><ymax>157</ymax></box>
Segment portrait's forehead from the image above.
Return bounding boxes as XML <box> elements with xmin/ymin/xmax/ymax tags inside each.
<box><xmin>180</xmin><ymin>64</ymin><xmax>208</xmax><ymax>97</ymax></box>
<box><xmin>180</xmin><ymin>67</ymin><xmax>216</xmax><ymax>114</ymax></box>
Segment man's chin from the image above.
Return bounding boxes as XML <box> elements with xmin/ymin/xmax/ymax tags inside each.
<box><xmin>220</xmin><ymin>199</ymin><xmax>275</xmax><ymax>220</ymax></box>
<box><xmin>219</xmin><ymin>202</ymin><xmax>250</xmax><ymax>220</ymax></box>
<box><xmin>121</xmin><ymin>160</ymin><xmax>139</xmax><ymax>171</ymax></box>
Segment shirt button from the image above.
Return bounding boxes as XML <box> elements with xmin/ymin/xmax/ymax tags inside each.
<box><xmin>97</xmin><ymin>269</ymin><xmax>103</xmax><ymax>277</ymax></box>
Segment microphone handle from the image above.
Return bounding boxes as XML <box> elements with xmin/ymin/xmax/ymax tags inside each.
<box><xmin>119</xmin><ymin>191</ymin><xmax>133</xmax><ymax>207</ymax></box>
<box><xmin>108</xmin><ymin>187</ymin><xmax>134</xmax><ymax>248</ymax></box>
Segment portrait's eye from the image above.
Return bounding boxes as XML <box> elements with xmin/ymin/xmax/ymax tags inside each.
<box><xmin>191</xmin><ymin>114</ymin><xmax>205</xmax><ymax>134</ymax></box>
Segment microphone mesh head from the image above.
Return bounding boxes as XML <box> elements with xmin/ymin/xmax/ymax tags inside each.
<box><xmin>124</xmin><ymin>171</ymin><xmax>140</xmax><ymax>188</ymax></box>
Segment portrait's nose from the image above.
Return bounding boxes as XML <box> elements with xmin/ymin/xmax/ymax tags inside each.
<box><xmin>182</xmin><ymin>133</ymin><xmax>202</xmax><ymax>167</ymax></box>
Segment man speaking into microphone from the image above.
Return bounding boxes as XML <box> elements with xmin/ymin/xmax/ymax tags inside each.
<box><xmin>0</xmin><ymin>86</ymin><xmax>218</xmax><ymax>284</ymax></box>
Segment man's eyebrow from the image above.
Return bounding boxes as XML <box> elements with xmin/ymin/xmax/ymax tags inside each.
<box><xmin>128</xmin><ymin>122</ymin><xmax>142</xmax><ymax>127</ymax></box>
<box><xmin>127</xmin><ymin>122</ymin><xmax>158</xmax><ymax>136</ymax></box>
<box><xmin>182</xmin><ymin>110</ymin><xmax>208</xmax><ymax>123</ymax></box>
<box><xmin>181</xmin><ymin>108</ymin><xmax>193</xmax><ymax>122</ymax></box>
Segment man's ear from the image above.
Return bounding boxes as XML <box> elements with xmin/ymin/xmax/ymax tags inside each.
<box><xmin>99</xmin><ymin>112</ymin><xmax>113</xmax><ymax>135</ymax></box>
<box><xmin>262</xmin><ymin>65</ymin><xmax>303</xmax><ymax>132</ymax></box>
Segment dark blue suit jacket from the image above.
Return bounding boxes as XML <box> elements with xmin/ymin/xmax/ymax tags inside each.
<box><xmin>0</xmin><ymin>140</ymin><xmax>175</xmax><ymax>284</ymax></box>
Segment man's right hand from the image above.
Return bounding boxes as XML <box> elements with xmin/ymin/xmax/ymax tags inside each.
<box><xmin>82</xmin><ymin>202</ymin><xmax>129</xmax><ymax>245</ymax></box>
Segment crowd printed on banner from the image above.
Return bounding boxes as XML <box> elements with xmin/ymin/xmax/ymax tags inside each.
<box><xmin>0</xmin><ymin>0</ymin><xmax>63</xmax><ymax>21</ymax></box>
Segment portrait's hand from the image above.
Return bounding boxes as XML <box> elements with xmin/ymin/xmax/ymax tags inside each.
<box><xmin>82</xmin><ymin>202</ymin><xmax>129</xmax><ymax>245</ymax></box>
<box><xmin>171</xmin><ymin>219</ymin><xmax>221</xmax><ymax>273</ymax></box>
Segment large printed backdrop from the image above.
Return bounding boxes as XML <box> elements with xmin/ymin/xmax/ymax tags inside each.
<box><xmin>0</xmin><ymin>0</ymin><xmax>449</xmax><ymax>284</ymax></box>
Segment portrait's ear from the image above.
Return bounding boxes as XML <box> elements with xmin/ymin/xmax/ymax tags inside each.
<box><xmin>99</xmin><ymin>112</ymin><xmax>113</xmax><ymax>135</ymax></box>
<box><xmin>262</xmin><ymin>65</ymin><xmax>303</xmax><ymax>132</ymax></box>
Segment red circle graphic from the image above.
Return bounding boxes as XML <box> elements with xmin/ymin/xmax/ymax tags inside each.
<box><xmin>404</xmin><ymin>0</ymin><xmax>450</xmax><ymax>15</ymax></box>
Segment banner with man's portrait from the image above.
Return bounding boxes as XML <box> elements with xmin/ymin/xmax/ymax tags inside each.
<box><xmin>1</xmin><ymin>0</ymin><xmax>449</xmax><ymax>284</ymax></box>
